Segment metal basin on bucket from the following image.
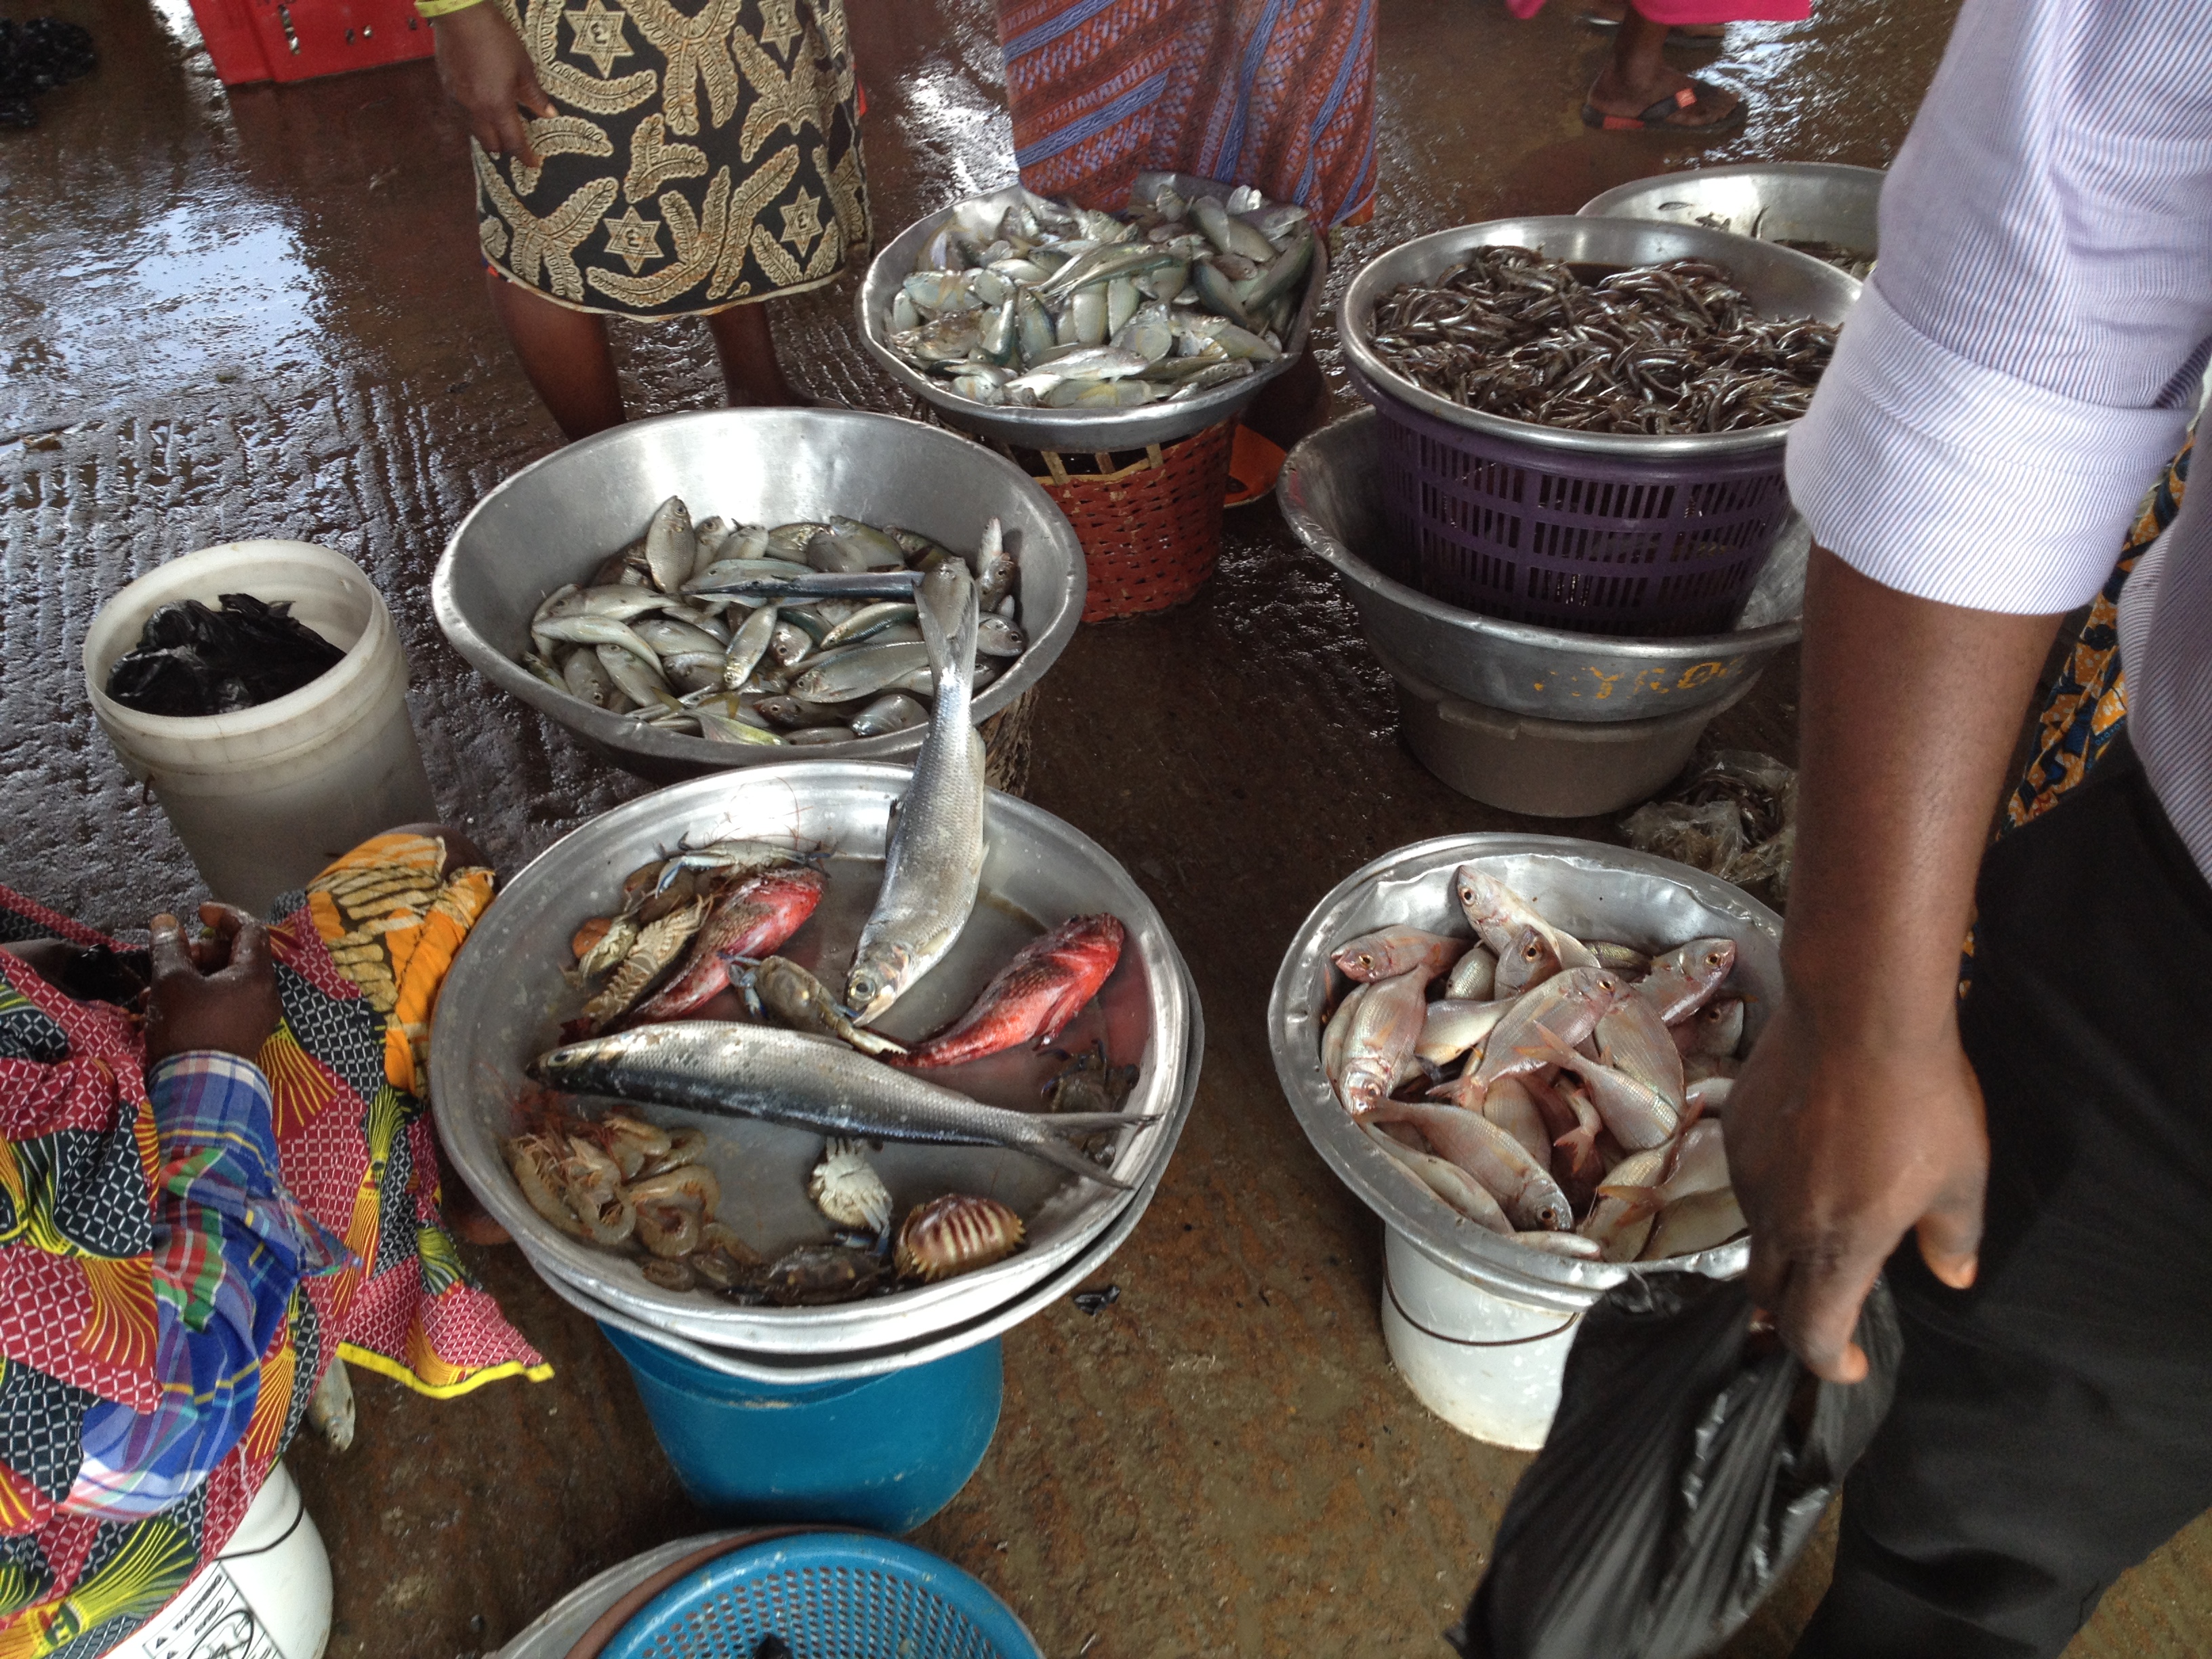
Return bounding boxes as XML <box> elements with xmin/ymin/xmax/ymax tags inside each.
<box><xmin>1279</xmin><ymin>409</ymin><xmax>1806</xmax><ymax>722</ymax></box>
<box><xmin>1267</xmin><ymin>835</ymin><xmax>1777</xmax><ymax>1446</ymax></box>
<box><xmin>431</xmin><ymin>761</ymin><xmax>1199</xmax><ymax>1359</ymax></box>
<box><xmin>432</xmin><ymin>409</ymin><xmax>1084</xmax><ymax>781</ymax></box>
<box><xmin>858</xmin><ymin>171</ymin><xmax>1326</xmax><ymax>453</ymax></box>
<box><xmin>1578</xmin><ymin>161</ymin><xmax>1883</xmax><ymax>267</ymax></box>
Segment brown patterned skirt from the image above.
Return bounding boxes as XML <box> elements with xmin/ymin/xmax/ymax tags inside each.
<box><xmin>474</xmin><ymin>0</ymin><xmax>869</xmax><ymax>319</ymax></box>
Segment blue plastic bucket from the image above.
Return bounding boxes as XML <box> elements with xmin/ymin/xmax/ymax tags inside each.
<box><xmin>598</xmin><ymin>1326</ymin><xmax>1003</xmax><ymax>1534</ymax></box>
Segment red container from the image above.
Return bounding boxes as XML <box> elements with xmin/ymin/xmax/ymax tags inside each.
<box><xmin>190</xmin><ymin>0</ymin><xmax>435</xmax><ymax>86</ymax></box>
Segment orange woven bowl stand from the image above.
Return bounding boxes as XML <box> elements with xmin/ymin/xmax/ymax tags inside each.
<box><xmin>1030</xmin><ymin>421</ymin><xmax>1235</xmax><ymax>623</ymax></box>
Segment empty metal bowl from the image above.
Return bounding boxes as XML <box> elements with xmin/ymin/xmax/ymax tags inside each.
<box><xmin>1336</xmin><ymin>215</ymin><xmax>1861</xmax><ymax>459</ymax></box>
<box><xmin>1278</xmin><ymin>409</ymin><xmax>1807</xmax><ymax>722</ymax></box>
<box><xmin>433</xmin><ymin>408</ymin><xmax>1085</xmax><ymax>780</ymax></box>
<box><xmin>430</xmin><ymin>760</ymin><xmax>1200</xmax><ymax>1359</ymax></box>
<box><xmin>858</xmin><ymin>171</ymin><xmax>1327</xmax><ymax>453</ymax></box>
<box><xmin>1578</xmin><ymin>161</ymin><xmax>1882</xmax><ymax>265</ymax></box>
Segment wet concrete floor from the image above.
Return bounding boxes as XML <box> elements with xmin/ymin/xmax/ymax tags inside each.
<box><xmin>5</xmin><ymin>0</ymin><xmax>2210</xmax><ymax>1653</ymax></box>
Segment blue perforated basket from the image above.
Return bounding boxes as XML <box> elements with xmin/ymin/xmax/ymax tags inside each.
<box><xmin>599</xmin><ymin>1534</ymin><xmax>1044</xmax><ymax>1659</ymax></box>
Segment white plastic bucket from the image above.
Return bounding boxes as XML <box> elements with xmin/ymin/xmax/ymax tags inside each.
<box><xmin>1379</xmin><ymin>1227</ymin><xmax>1586</xmax><ymax>1452</ymax></box>
<box><xmin>106</xmin><ymin>1460</ymin><xmax>333</xmax><ymax>1659</ymax></box>
<box><xmin>83</xmin><ymin>541</ymin><xmax>438</xmax><ymax>916</ymax></box>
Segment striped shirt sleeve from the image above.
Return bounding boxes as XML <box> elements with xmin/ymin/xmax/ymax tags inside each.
<box><xmin>1786</xmin><ymin>0</ymin><xmax>2212</xmax><ymax>614</ymax></box>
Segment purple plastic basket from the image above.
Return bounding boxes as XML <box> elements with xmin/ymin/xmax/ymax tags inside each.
<box><xmin>1349</xmin><ymin>359</ymin><xmax>1790</xmax><ymax>638</ymax></box>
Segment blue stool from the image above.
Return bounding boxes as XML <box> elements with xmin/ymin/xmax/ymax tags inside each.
<box><xmin>598</xmin><ymin>1326</ymin><xmax>1002</xmax><ymax>1535</ymax></box>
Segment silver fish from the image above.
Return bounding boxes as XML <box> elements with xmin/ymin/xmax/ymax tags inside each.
<box><xmin>792</xmin><ymin>640</ymin><xmax>932</xmax><ymax>703</ymax></box>
<box><xmin>848</xmin><ymin>560</ymin><xmax>986</xmax><ymax>1025</ymax></box>
<box><xmin>1639</xmin><ymin>939</ymin><xmax>1738</xmax><ymax>1022</ymax></box>
<box><xmin>1363</xmin><ymin>1120</ymin><xmax>1512</xmax><ymax>1234</ymax></box>
<box><xmin>596</xmin><ymin>644</ymin><xmax>674</xmax><ymax>710</ymax></box>
<box><xmin>722</xmin><ymin>602</ymin><xmax>779</xmax><ymax>692</ymax></box>
<box><xmin>560</xmin><ymin>649</ymin><xmax>620</xmax><ymax>710</ymax></box>
<box><xmin>977</xmin><ymin>517</ymin><xmax>1016</xmax><ymax>610</ymax></box>
<box><xmin>537</xmin><ymin>614</ymin><xmax>661</xmax><ymax>671</ymax></box>
<box><xmin>1366</xmin><ymin>1099</ymin><xmax>1574</xmax><ymax>1231</ymax></box>
<box><xmin>976</xmin><ymin>615</ymin><xmax>1025</xmax><ymax>657</ymax></box>
<box><xmin>849</xmin><ymin>692</ymin><xmax>930</xmax><ymax>738</ymax></box>
<box><xmin>1334</xmin><ymin>967</ymin><xmax>1428</xmax><ymax>1115</ymax></box>
<box><xmin>1443</xmin><ymin>945</ymin><xmax>1497</xmax><ymax>1001</ymax></box>
<box><xmin>822</xmin><ymin>601</ymin><xmax>920</xmax><ymax>649</ymax></box>
<box><xmin>532</xmin><ymin>1023</ymin><xmax>1153</xmax><ymax>1187</ymax></box>
<box><xmin>644</xmin><ymin>496</ymin><xmax>697</xmax><ymax>594</ymax></box>
<box><xmin>1454</xmin><ymin>868</ymin><xmax>1599</xmax><ymax>971</ymax></box>
<box><xmin>1414</xmin><ymin>998</ymin><xmax>1508</xmax><ymax>1066</ymax></box>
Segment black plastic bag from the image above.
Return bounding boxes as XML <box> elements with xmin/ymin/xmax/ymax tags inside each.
<box><xmin>105</xmin><ymin>592</ymin><xmax>346</xmax><ymax>717</ymax></box>
<box><xmin>1449</xmin><ymin>1271</ymin><xmax>1901</xmax><ymax>1659</ymax></box>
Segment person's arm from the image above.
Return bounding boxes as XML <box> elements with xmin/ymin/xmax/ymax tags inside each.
<box><xmin>426</xmin><ymin>0</ymin><xmax>554</xmax><ymax>168</ymax></box>
<box><xmin>67</xmin><ymin>911</ymin><xmax>343</xmax><ymax>1521</ymax></box>
<box><xmin>1727</xmin><ymin>555</ymin><xmax>2059</xmax><ymax>1380</ymax></box>
<box><xmin>1736</xmin><ymin>0</ymin><xmax>2212</xmax><ymax>1381</ymax></box>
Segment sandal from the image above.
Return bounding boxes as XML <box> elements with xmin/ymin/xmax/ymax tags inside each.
<box><xmin>1580</xmin><ymin>80</ymin><xmax>1744</xmax><ymax>132</ymax></box>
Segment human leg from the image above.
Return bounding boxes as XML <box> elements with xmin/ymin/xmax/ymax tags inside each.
<box><xmin>1795</xmin><ymin>741</ymin><xmax>2212</xmax><ymax>1659</ymax></box>
<box><xmin>485</xmin><ymin>267</ymin><xmax>627</xmax><ymax>441</ymax></box>
<box><xmin>707</xmin><ymin>300</ymin><xmax>803</xmax><ymax>407</ymax></box>
<box><xmin>1583</xmin><ymin>4</ymin><xmax>1740</xmax><ymax>128</ymax></box>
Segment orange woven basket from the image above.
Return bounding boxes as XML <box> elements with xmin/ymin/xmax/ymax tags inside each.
<box><xmin>1029</xmin><ymin>421</ymin><xmax>1235</xmax><ymax>623</ymax></box>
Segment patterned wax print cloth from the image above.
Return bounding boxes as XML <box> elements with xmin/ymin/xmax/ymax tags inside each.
<box><xmin>473</xmin><ymin>0</ymin><xmax>870</xmax><ymax>319</ymax></box>
<box><xmin>996</xmin><ymin>0</ymin><xmax>1378</xmax><ymax>230</ymax></box>
<box><xmin>0</xmin><ymin>834</ymin><xmax>548</xmax><ymax>1658</ymax></box>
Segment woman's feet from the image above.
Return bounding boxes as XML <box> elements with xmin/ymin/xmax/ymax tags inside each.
<box><xmin>1584</xmin><ymin>8</ymin><xmax>1743</xmax><ymax>130</ymax></box>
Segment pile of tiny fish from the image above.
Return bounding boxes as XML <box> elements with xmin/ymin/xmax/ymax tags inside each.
<box><xmin>516</xmin><ymin>493</ymin><xmax>1022</xmax><ymax>747</ymax></box>
<box><xmin>507</xmin><ymin>558</ymin><xmax>1147</xmax><ymax>1306</ymax></box>
<box><xmin>884</xmin><ymin>181</ymin><xmax>1314</xmax><ymax>411</ymax></box>
<box><xmin>1322</xmin><ymin>867</ymin><xmax>1748</xmax><ymax>1263</ymax></box>
<box><xmin>1366</xmin><ymin>247</ymin><xmax>1837</xmax><ymax>434</ymax></box>
<box><xmin>106</xmin><ymin>592</ymin><xmax>346</xmax><ymax>716</ymax></box>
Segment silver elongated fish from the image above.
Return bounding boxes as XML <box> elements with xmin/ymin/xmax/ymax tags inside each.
<box><xmin>848</xmin><ymin>560</ymin><xmax>986</xmax><ymax>1025</ymax></box>
<box><xmin>644</xmin><ymin>496</ymin><xmax>697</xmax><ymax>594</ymax></box>
<box><xmin>533</xmin><ymin>1023</ymin><xmax>1153</xmax><ymax>1186</ymax></box>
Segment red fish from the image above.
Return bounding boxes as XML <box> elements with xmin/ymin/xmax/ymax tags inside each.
<box><xmin>627</xmin><ymin>867</ymin><xmax>826</xmax><ymax>1025</ymax></box>
<box><xmin>896</xmin><ymin>914</ymin><xmax>1125</xmax><ymax>1068</ymax></box>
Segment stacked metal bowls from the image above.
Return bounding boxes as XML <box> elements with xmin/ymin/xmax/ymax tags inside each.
<box><xmin>433</xmin><ymin>408</ymin><xmax>1086</xmax><ymax>782</ymax></box>
<box><xmin>432</xmin><ymin>762</ymin><xmax>1202</xmax><ymax>1384</ymax></box>
<box><xmin>1268</xmin><ymin>834</ymin><xmax>1776</xmax><ymax>1446</ymax></box>
<box><xmin>858</xmin><ymin>171</ymin><xmax>1327</xmax><ymax>453</ymax></box>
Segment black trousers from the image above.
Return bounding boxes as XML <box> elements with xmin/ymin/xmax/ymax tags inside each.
<box><xmin>1794</xmin><ymin>737</ymin><xmax>2212</xmax><ymax>1658</ymax></box>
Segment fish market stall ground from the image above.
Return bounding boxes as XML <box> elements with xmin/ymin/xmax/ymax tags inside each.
<box><xmin>14</xmin><ymin>0</ymin><xmax>2210</xmax><ymax>1656</ymax></box>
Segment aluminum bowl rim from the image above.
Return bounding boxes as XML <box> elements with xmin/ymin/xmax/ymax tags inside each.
<box><xmin>855</xmin><ymin>172</ymin><xmax>1327</xmax><ymax>452</ymax></box>
<box><xmin>1575</xmin><ymin>159</ymin><xmax>1886</xmax><ymax>228</ymax></box>
<box><xmin>430</xmin><ymin>760</ymin><xmax>1198</xmax><ymax>1353</ymax></box>
<box><xmin>1277</xmin><ymin>407</ymin><xmax>1805</xmax><ymax>662</ymax></box>
<box><xmin>1268</xmin><ymin>832</ymin><xmax>1775</xmax><ymax>1314</ymax></box>
<box><xmin>430</xmin><ymin>407</ymin><xmax>1086</xmax><ymax>770</ymax></box>
<box><xmin>1336</xmin><ymin>214</ymin><xmax>1860</xmax><ymax>459</ymax></box>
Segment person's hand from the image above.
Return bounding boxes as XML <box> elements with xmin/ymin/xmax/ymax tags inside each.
<box><xmin>432</xmin><ymin>3</ymin><xmax>554</xmax><ymax>167</ymax></box>
<box><xmin>1727</xmin><ymin>995</ymin><xmax>1989</xmax><ymax>1383</ymax></box>
<box><xmin>143</xmin><ymin>905</ymin><xmax>282</xmax><ymax>1066</ymax></box>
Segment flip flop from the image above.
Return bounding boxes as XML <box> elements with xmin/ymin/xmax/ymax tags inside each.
<box><xmin>1225</xmin><ymin>424</ymin><xmax>1288</xmax><ymax>507</ymax></box>
<box><xmin>1580</xmin><ymin>80</ymin><xmax>1744</xmax><ymax>132</ymax></box>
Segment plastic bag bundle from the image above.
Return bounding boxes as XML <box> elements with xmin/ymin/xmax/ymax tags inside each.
<box><xmin>1448</xmin><ymin>1271</ymin><xmax>1900</xmax><ymax>1659</ymax></box>
<box><xmin>1624</xmin><ymin>750</ymin><xmax>1798</xmax><ymax>900</ymax></box>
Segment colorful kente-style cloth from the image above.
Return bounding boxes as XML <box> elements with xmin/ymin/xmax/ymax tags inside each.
<box><xmin>2005</xmin><ymin>430</ymin><xmax>2194</xmax><ymax>832</ymax></box>
<box><xmin>996</xmin><ymin>0</ymin><xmax>1378</xmax><ymax>230</ymax></box>
<box><xmin>472</xmin><ymin>0</ymin><xmax>870</xmax><ymax>319</ymax></box>
<box><xmin>0</xmin><ymin>832</ymin><xmax>546</xmax><ymax>1659</ymax></box>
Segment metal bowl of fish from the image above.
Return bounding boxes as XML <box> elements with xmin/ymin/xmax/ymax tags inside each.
<box><xmin>858</xmin><ymin>171</ymin><xmax>1326</xmax><ymax>453</ymax></box>
<box><xmin>433</xmin><ymin>407</ymin><xmax>1084</xmax><ymax>777</ymax></box>
<box><xmin>1278</xmin><ymin>409</ymin><xmax>1807</xmax><ymax>721</ymax></box>
<box><xmin>1336</xmin><ymin>215</ymin><xmax>1860</xmax><ymax>458</ymax></box>
<box><xmin>1578</xmin><ymin>162</ymin><xmax>1882</xmax><ymax>278</ymax></box>
<box><xmin>1268</xmin><ymin>834</ymin><xmax>1779</xmax><ymax>1315</ymax></box>
<box><xmin>431</xmin><ymin>760</ymin><xmax>1198</xmax><ymax>1356</ymax></box>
